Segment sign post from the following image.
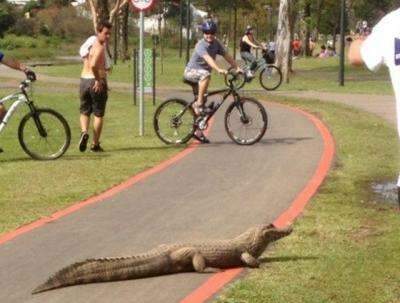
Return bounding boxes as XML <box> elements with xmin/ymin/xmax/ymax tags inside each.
<box><xmin>131</xmin><ymin>0</ymin><xmax>156</xmax><ymax>136</ymax></box>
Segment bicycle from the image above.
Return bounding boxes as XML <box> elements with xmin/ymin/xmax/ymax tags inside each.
<box><xmin>0</xmin><ymin>78</ymin><xmax>71</xmax><ymax>160</ymax></box>
<box><xmin>153</xmin><ymin>71</ymin><xmax>268</xmax><ymax>145</ymax></box>
<box><xmin>225</xmin><ymin>49</ymin><xmax>282</xmax><ymax>91</ymax></box>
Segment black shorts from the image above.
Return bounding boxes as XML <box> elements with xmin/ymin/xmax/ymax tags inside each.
<box><xmin>79</xmin><ymin>78</ymin><xmax>108</xmax><ymax>117</ymax></box>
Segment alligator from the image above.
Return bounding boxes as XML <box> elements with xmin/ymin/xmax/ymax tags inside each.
<box><xmin>32</xmin><ymin>223</ymin><xmax>292</xmax><ymax>294</ymax></box>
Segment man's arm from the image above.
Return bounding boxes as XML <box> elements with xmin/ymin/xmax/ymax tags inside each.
<box><xmin>89</xmin><ymin>43</ymin><xmax>104</xmax><ymax>81</ymax></box>
<box><xmin>348</xmin><ymin>38</ymin><xmax>365</xmax><ymax>66</ymax></box>
<box><xmin>1</xmin><ymin>57</ymin><xmax>28</xmax><ymax>72</ymax></box>
<box><xmin>243</xmin><ymin>36</ymin><xmax>260</xmax><ymax>49</ymax></box>
<box><xmin>223</xmin><ymin>53</ymin><xmax>239</xmax><ymax>70</ymax></box>
<box><xmin>202</xmin><ymin>54</ymin><xmax>227</xmax><ymax>74</ymax></box>
<box><xmin>89</xmin><ymin>43</ymin><xmax>105</xmax><ymax>92</ymax></box>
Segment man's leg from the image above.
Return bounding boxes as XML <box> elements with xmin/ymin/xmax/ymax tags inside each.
<box><xmin>92</xmin><ymin>115</ymin><xmax>103</xmax><ymax>146</ymax></box>
<box><xmin>195</xmin><ymin>76</ymin><xmax>210</xmax><ymax>110</ymax></box>
<box><xmin>0</xmin><ymin>104</ymin><xmax>5</xmax><ymax>152</ymax></box>
<box><xmin>79</xmin><ymin>114</ymin><xmax>90</xmax><ymax>152</ymax></box>
<box><xmin>90</xmin><ymin>84</ymin><xmax>107</xmax><ymax>152</ymax></box>
<box><xmin>193</xmin><ymin>76</ymin><xmax>211</xmax><ymax>144</ymax></box>
<box><xmin>0</xmin><ymin>104</ymin><xmax>6</xmax><ymax>121</ymax></box>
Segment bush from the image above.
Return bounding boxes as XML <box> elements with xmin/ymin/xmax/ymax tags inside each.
<box><xmin>36</xmin><ymin>6</ymin><xmax>92</xmax><ymax>39</ymax></box>
<box><xmin>0</xmin><ymin>2</ymin><xmax>16</xmax><ymax>37</ymax></box>
<box><xmin>11</xmin><ymin>18</ymin><xmax>38</xmax><ymax>37</ymax></box>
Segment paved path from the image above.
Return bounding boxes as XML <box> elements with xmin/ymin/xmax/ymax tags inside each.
<box><xmin>271</xmin><ymin>91</ymin><xmax>397</xmax><ymax>126</ymax></box>
<box><xmin>0</xmin><ymin>90</ymin><xmax>325</xmax><ymax>302</ymax></box>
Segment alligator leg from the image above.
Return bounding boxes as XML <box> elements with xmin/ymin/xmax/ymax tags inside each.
<box><xmin>240</xmin><ymin>252</ymin><xmax>260</xmax><ymax>268</ymax></box>
<box><xmin>192</xmin><ymin>252</ymin><xmax>221</xmax><ymax>273</ymax></box>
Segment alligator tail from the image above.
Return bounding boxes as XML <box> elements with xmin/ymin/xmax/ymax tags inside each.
<box><xmin>32</xmin><ymin>253</ymin><xmax>170</xmax><ymax>294</ymax></box>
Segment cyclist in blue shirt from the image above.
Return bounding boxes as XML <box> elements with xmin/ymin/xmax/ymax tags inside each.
<box><xmin>184</xmin><ymin>20</ymin><xmax>241</xmax><ymax>143</ymax></box>
<box><xmin>0</xmin><ymin>51</ymin><xmax>36</xmax><ymax>153</ymax></box>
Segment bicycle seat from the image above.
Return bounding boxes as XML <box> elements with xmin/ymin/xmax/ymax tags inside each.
<box><xmin>183</xmin><ymin>78</ymin><xmax>199</xmax><ymax>96</ymax></box>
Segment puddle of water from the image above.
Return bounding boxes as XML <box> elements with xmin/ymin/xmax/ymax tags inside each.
<box><xmin>372</xmin><ymin>182</ymin><xmax>399</xmax><ymax>205</ymax></box>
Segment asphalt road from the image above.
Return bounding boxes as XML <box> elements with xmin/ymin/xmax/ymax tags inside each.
<box><xmin>0</xmin><ymin>99</ymin><xmax>324</xmax><ymax>303</ymax></box>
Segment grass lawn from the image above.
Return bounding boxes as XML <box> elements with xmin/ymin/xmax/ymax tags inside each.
<box><xmin>215</xmin><ymin>96</ymin><xmax>400</xmax><ymax>303</ymax></box>
<box><xmin>0</xmin><ymin>82</ymin><xmax>183</xmax><ymax>235</ymax></box>
<box><xmin>34</xmin><ymin>50</ymin><xmax>393</xmax><ymax>95</ymax></box>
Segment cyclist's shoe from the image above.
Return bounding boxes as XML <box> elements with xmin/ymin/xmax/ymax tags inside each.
<box><xmin>203</xmin><ymin>102</ymin><xmax>215</xmax><ymax>115</ymax></box>
<box><xmin>90</xmin><ymin>143</ymin><xmax>105</xmax><ymax>152</ymax></box>
<box><xmin>245</xmin><ymin>70</ymin><xmax>255</xmax><ymax>82</ymax></box>
<box><xmin>78</xmin><ymin>132</ymin><xmax>89</xmax><ymax>152</ymax></box>
<box><xmin>193</xmin><ymin>131</ymin><xmax>210</xmax><ymax>144</ymax></box>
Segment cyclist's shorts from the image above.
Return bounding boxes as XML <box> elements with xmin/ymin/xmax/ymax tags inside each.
<box><xmin>79</xmin><ymin>78</ymin><xmax>108</xmax><ymax>117</ymax></box>
<box><xmin>183</xmin><ymin>68</ymin><xmax>211</xmax><ymax>83</ymax></box>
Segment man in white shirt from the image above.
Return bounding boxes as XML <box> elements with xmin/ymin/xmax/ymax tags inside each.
<box><xmin>348</xmin><ymin>8</ymin><xmax>400</xmax><ymax>204</ymax></box>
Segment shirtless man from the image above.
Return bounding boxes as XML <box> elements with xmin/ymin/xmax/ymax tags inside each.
<box><xmin>78</xmin><ymin>21</ymin><xmax>112</xmax><ymax>152</ymax></box>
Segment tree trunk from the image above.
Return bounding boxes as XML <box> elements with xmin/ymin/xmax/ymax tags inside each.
<box><xmin>313</xmin><ymin>0</ymin><xmax>324</xmax><ymax>41</ymax></box>
<box><xmin>303</xmin><ymin>1</ymin><xmax>311</xmax><ymax>56</ymax></box>
<box><xmin>118</xmin><ymin>5</ymin><xmax>129</xmax><ymax>61</ymax></box>
<box><xmin>276</xmin><ymin>0</ymin><xmax>292</xmax><ymax>83</ymax></box>
<box><xmin>288</xmin><ymin>1</ymin><xmax>298</xmax><ymax>73</ymax></box>
<box><xmin>97</xmin><ymin>0</ymin><xmax>109</xmax><ymax>23</ymax></box>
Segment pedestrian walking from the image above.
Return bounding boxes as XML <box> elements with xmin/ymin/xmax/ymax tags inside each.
<box><xmin>78</xmin><ymin>21</ymin><xmax>112</xmax><ymax>153</ymax></box>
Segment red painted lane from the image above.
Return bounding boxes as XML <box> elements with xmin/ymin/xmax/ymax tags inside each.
<box><xmin>179</xmin><ymin>102</ymin><xmax>335</xmax><ymax>303</ymax></box>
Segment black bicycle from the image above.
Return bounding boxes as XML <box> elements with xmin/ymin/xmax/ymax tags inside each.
<box><xmin>153</xmin><ymin>72</ymin><xmax>268</xmax><ymax>145</ymax></box>
<box><xmin>0</xmin><ymin>78</ymin><xmax>71</xmax><ymax>160</ymax></box>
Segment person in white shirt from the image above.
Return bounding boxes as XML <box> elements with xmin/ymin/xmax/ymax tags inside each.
<box><xmin>348</xmin><ymin>8</ymin><xmax>400</xmax><ymax>204</ymax></box>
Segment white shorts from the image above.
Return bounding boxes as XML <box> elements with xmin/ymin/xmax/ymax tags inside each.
<box><xmin>184</xmin><ymin>68</ymin><xmax>211</xmax><ymax>83</ymax></box>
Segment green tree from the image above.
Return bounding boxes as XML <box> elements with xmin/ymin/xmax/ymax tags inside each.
<box><xmin>0</xmin><ymin>0</ymin><xmax>16</xmax><ymax>38</ymax></box>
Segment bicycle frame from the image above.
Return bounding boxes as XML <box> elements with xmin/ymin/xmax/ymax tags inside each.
<box><xmin>0</xmin><ymin>81</ymin><xmax>41</xmax><ymax>135</ymax></box>
<box><xmin>184</xmin><ymin>77</ymin><xmax>248</xmax><ymax>127</ymax></box>
<box><xmin>0</xmin><ymin>92</ymin><xmax>28</xmax><ymax>134</ymax></box>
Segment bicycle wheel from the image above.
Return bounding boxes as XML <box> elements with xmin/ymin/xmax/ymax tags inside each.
<box><xmin>153</xmin><ymin>98</ymin><xmax>196</xmax><ymax>144</ymax></box>
<box><xmin>18</xmin><ymin>108</ymin><xmax>71</xmax><ymax>160</ymax></box>
<box><xmin>224</xmin><ymin>67</ymin><xmax>246</xmax><ymax>90</ymax></box>
<box><xmin>224</xmin><ymin>97</ymin><xmax>268</xmax><ymax>145</ymax></box>
<box><xmin>259</xmin><ymin>65</ymin><xmax>282</xmax><ymax>91</ymax></box>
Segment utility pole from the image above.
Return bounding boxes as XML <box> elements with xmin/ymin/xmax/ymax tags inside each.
<box><xmin>233</xmin><ymin>1</ymin><xmax>237</xmax><ymax>60</ymax></box>
<box><xmin>186</xmin><ymin>0</ymin><xmax>191</xmax><ymax>64</ymax></box>
<box><xmin>179</xmin><ymin>0</ymin><xmax>183</xmax><ymax>58</ymax></box>
<box><xmin>339</xmin><ymin>0</ymin><xmax>346</xmax><ymax>86</ymax></box>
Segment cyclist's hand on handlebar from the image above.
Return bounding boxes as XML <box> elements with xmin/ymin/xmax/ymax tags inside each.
<box><xmin>235</xmin><ymin>67</ymin><xmax>244</xmax><ymax>74</ymax></box>
<box><xmin>24</xmin><ymin>69</ymin><xmax>36</xmax><ymax>82</ymax></box>
<box><xmin>217</xmin><ymin>68</ymin><xmax>228</xmax><ymax>75</ymax></box>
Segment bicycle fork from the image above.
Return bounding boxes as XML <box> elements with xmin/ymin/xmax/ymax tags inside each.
<box><xmin>234</xmin><ymin>97</ymin><xmax>250</xmax><ymax>124</ymax></box>
<box><xmin>28</xmin><ymin>103</ymin><xmax>48</xmax><ymax>138</ymax></box>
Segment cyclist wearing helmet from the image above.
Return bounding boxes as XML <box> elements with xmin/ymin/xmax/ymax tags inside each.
<box><xmin>184</xmin><ymin>20</ymin><xmax>241</xmax><ymax>143</ymax></box>
<box><xmin>0</xmin><ymin>51</ymin><xmax>36</xmax><ymax>153</ymax></box>
<box><xmin>240</xmin><ymin>25</ymin><xmax>263</xmax><ymax>78</ymax></box>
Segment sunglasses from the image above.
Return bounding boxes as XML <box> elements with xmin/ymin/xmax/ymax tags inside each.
<box><xmin>203</xmin><ymin>31</ymin><xmax>216</xmax><ymax>35</ymax></box>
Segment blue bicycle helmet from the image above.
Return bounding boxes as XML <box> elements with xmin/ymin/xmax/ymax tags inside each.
<box><xmin>201</xmin><ymin>20</ymin><xmax>218</xmax><ymax>34</ymax></box>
